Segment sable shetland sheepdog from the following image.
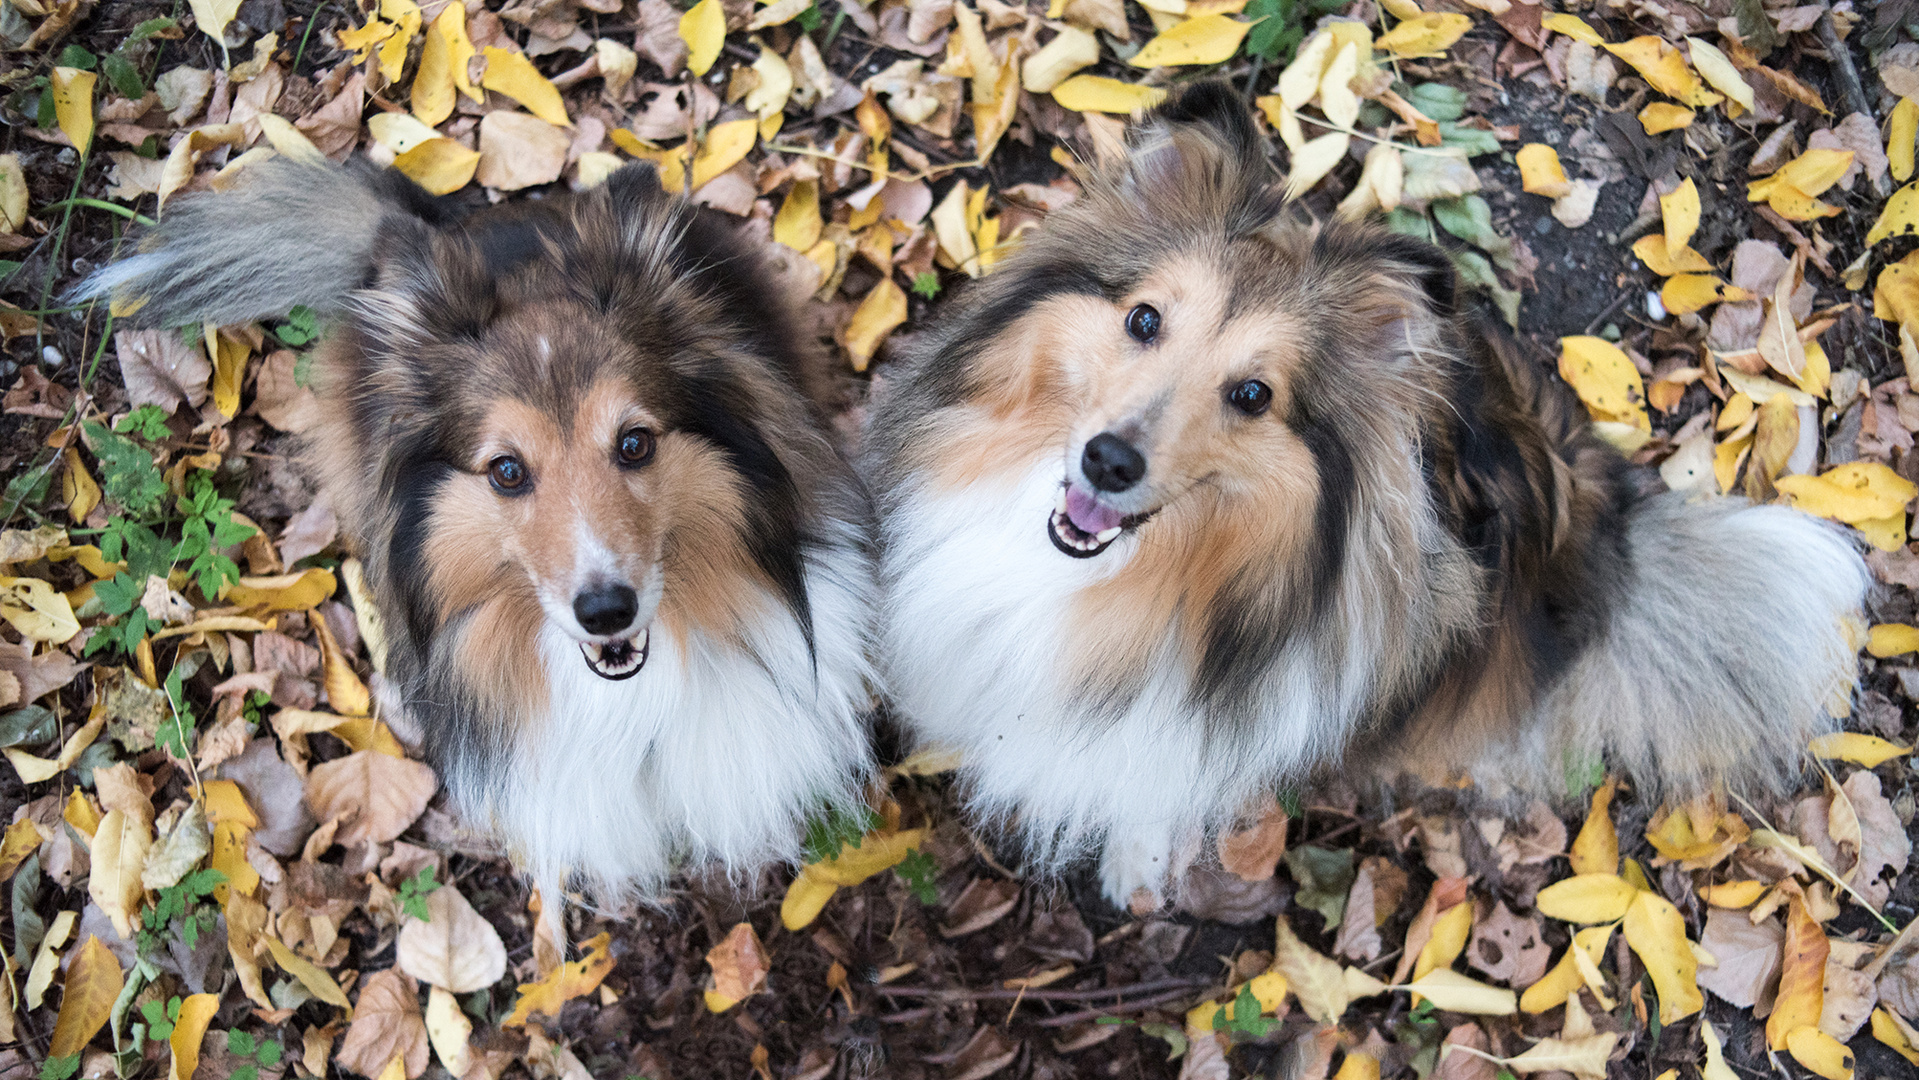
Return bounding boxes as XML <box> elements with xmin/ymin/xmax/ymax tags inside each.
<box><xmin>864</xmin><ymin>82</ymin><xmax>1870</xmax><ymax>909</ymax></box>
<box><xmin>83</xmin><ymin>160</ymin><xmax>877</xmax><ymax>906</ymax></box>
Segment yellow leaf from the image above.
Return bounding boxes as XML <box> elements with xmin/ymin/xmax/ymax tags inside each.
<box><xmin>1871</xmin><ymin>1008</ymin><xmax>1919</xmax><ymax>1066</ymax></box>
<box><xmin>1868</xmin><ymin>623</ymin><xmax>1919</xmax><ymax>657</ymax></box>
<box><xmin>745</xmin><ymin>45</ymin><xmax>793</xmax><ymax>121</ymax></box>
<box><xmin>1697</xmin><ymin>879</ymin><xmax>1767</xmax><ymax>907</ymax></box>
<box><xmin>1541</xmin><ymin>13</ymin><xmax>1603</xmax><ymax>46</ymax></box>
<box><xmin>780</xmin><ymin>865</ymin><xmax>841</xmax><ymax>930</ymax></box>
<box><xmin>1412</xmin><ymin>899</ymin><xmax>1472</xmax><ymax>982</ymax></box>
<box><xmin>845</xmin><ymin>277</ymin><xmax>908</xmax><ymax>373</ymax></box>
<box><xmin>368</xmin><ymin>105</ymin><xmax>438</xmax><ymax>150</ymax></box>
<box><xmin>1661</xmin><ymin>273</ymin><xmax>1736</xmax><ymax>317</ymax></box>
<box><xmin>337</xmin><ymin>12</ymin><xmax>395</xmax><ymax>62</ymax></box>
<box><xmin>1569</xmin><ymin>777</ymin><xmax>1618</xmax><ymax>876</ymax></box>
<box><xmin>1868</xmin><ymin>182</ymin><xmax>1919</xmax><ymax>246</ymax></box>
<box><xmin>1632</xmin><ymin>234</ymin><xmax>1713</xmax><ymax>275</ymax></box>
<box><xmin>1876</xmin><ymin>254</ymin><xmax>1919</xmax><ymax>325</ymax></box>
<box><xmin>1639</xmin><ymin>102</ymin><xmax>1695</xmax><ymax>135</ymax></box>
<box><xmin>425</xmin><ymin>985</ymin><xmax>472</xmax><ymax>1076</ymax></box>
<box><xmin>1751</xmin><ymin>149</ymin><xmax>1856</xmax><ymax>202</ymax></box>
<box><xmin>1623</xmin><ymin>890</ymin><xmax>1702</xmax><ymax>1023</ymax></box>
<box><xmin>705</xmin><ymin>921</ymin><xmax>770</xmax><ymax>1007</ymax></box>
<box><xmin>1400</xmin><ymin>969</ymin><xmax>1517</xmax><ymax>1015</ymax></box>
<box><xmin>808</xmin><ymin>828</ymin><xmax>926</xmax><ymax>887</ymax></box>
<box><xmin>88</xmin><ymin>810</ymin><xmax>151</xmax><ymax>938</ymax></box>
<box><xmin>690</xmin><ymin>118</ymin><xmax>758</xmax><ymax>191</ymax></box>
<box><xmin>748</xmin><ymin>0</ymin><xmax>813</xmax><ymax>30</ymax></box>
<box><xmin>480</xmin><ymin>47</ymin><xmax>571</xmax><ymax>127</ymax></box>
<box><xmin>1892</xmin><ymin>99</ymin><xmax>1918</xmax><ymax>184</ymax></box>
<box><xmin>1023</xmin><ymin>26</ymin><xmax>1100</xmax><ymax>93</ymax></box>
<box><xmin>310</xmin><ymin>613</ymin><xmax>369</xmax><ymax>718</ymax></box>
<box><xmin>393</xmin><ymin>139</ymin><xmax>481</xmax><ymax>196</ymax></box>
<box><xmin>1536</xmin><ymin>873</ymin><xmax>1637</xmax><ymax>923</ymax></box>
<box><xmin>1775</xmin><ymin>463</ymin><xmax>1917</xmax><ymax>524</ymax></box>
<box><xmin>62</xmin><ymin>789</ymin><xmax>101</xmax><ymax>838</ymax></box>
<box><xmin>256</xmin><ymin>115</ymin><xmax>326</xmax><ymax>164</ymax></box>
<box><xmin>223</xmin><ymin>567</ymin><xmax>337</xmax><ymax>612</ymax></box>
<box><xmin>414</xmin><ymin>2</ymin><xmax>478</xmax><ymax>125</ymax></box>
<box><xmin>1376</xmin><ymin>13</ymin><xmax>1473</xmax><ymax>58</ymax></box>
<box><xmin>1278</xmin><ymin>31</ymin><xmax>1335</xmax><ymax>110</ymax></box>
<box><xmin>167</xmin><ymin>993</ymin><xmax>220</xmax><ymax>1080</ymax></box>
<box><xmin>1661</xmin><ymin>177</ymin><xmax>1701</xmax><ymax>253</ymax></box>
<box><xmin>775</xmin><ymin>180</ymin><xmax>822</xmax><ymax>252</ymax></box>
<box><xmin>0</xmin><ymin>818</ymin><xmax>40</xmax><ymax>879</ymax></box>
<box><xmin>1247</xmin><ymin>970</ymin><xmax>1289</xmax><ymax>1012</ymax></box>
<box><xmin>1767</xmin><ymin>899</ymin><xmax>1826</xmax><ymax>1050</ymax></box>
<box><xmin>1605</xmin><ymin>37</ymin><xmax>1721</xmax><ymax>107</ymax></box>
<box><xmin>1558</xmin><ymin>337</ymin><xmax>1649</xmax><ymax>431</ymax></box>
<box><xmin>1051</xmin><ymin>75</ymin><xmax>1168</xmax><ymax>114</ymax></box>
<box><xmin>188</xmin><ymin>1</ymin><xmax>243</xmax><ymax>50</ymax></box>
<box><xmin>263</xmin><ymin>935</ymin><xmax>352</xmax><ymax>1008</ymax></box>
<box><xmin>208</xmin><ymin>326</ymin><xmax>246</xmax><ymax>419</ymax></box>
<box><xmin>1685</xmin><ymin>37</ymin><xmax>1754</xmax><ymax>111</ymax></box>
<box><xmin>374</xmin><ymin>0</ymin><xmax>422</xmax><ymax>83</ymax></box>
<box><xmin>1516</xmin><ymin>144</ymin><xmax>1571</xmax><ymax>198</ymax></box>
<box><xmin>63</xmin><ymin>449</ymin><xmax>99</xmax><ymax>523</ymax></box>
<box><xmin>1503</xmin><ymin>1034</ymin><xmax>1618</xmax><ymax>1080</ymax></box>
<box><xmin>1132</xmin><ymin>14</ymin><xmax>1251</xmax><ymax>67</ymax></box>
<box><xmin>4</xmin><ymin>705</ymin><xmax>104</xmax><ymax>785</ymax></box>
<box><xmin>1333</xmin><ymin>1052</ymin><xmax>1380</xmax><ymax>1080</ymax></box>
<box><xmin>1285</xmin><ymin>131</ymin><xmax>1351</xmax><ymax>200</ymax></box>
<box><xmin>374</xmin><ymin>1057</ymin><xmax>405</xmax><ymax>1080</ymax></box>
<box><xmin>49</xmin><ymin>68</ymin><xmax>95</xmax><ymax>156</ymax></box>
<box><xmin>48</xmin><ymin>936</ymin><xmax>122</xmax><ymax>1058</ymax></box>
<box><xmin>1785</xmin><ymin>1026</ymin><xmax>1855</xmax><ymax>1080</ymax></box>
<box><xmin>0</xmin><ymin>574</ymin><xmax>76</xmax><ymax>641</ymax></box>
<box><xmin>680</xmin><ymin>0</ymin><xmax>727</xmax><ymax>77</ymax></box>
<box><xmin>1703</xmin><ymin>1021</ymin><xmax>1740</xmax><ymax>1080</ymax></box>
<box><xmin>211</xmin><ymin>819</ymin><xmax>258</xmax><ymax>900</ymax></box>
<box><xmin>1807</xmin><ymin>732</ymin><xmax>1912</xmax><ymax>767</ymax></box>
<box><xmin>503</xmin><ymin>931</ymin><xmax>616</xmax><ymax>1025</ymax></box>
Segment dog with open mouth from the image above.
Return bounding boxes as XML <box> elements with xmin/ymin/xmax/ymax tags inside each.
<box><xmin>864</xmin><ymin>82</ymin><xmax>1868</xmax><ymax>910</ymax></box>
<box><xmin>83</xmin><ymin>159</ymin><xmax>877</xmax><ymax>908</ymax></box>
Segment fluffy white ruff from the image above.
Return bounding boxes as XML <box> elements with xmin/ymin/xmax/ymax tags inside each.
<box><xmin>877</xmin><ymin>464</ymin><xmax>1417</xmax><ymax>905</ymax></box>
<box><xmin>1479</xmin><ymin>492</ymin><xmax>1868</xmax><ymax>796</ymax></box>
<box><xmin>470</xmin><ymin>520</ymin><xmax>876</xmax><ymax>909</ymax></box>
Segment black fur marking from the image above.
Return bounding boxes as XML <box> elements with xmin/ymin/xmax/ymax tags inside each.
<box><xmin>471</xmin><ymin>218</ymin><xmax>558</xmax><ymax>276</ymax></box>
<box><xmin>677</xmin><ymin>372</ymin><xmax>815</xmax><ymax>651</ymax></box>
<box><xmin>921</xmin><ymin>260</ymin><xmax>1119</xmax><ymax>411</ymax></box>
<box><xmin>384</xmin><ymin>441</ymin><xmax>455</xmax><ymax>653</ymax></box>
<box><xmin>1194</xmin><ymin>397</ymin><xmax>1356</xmax><ymax>715</ymax></box>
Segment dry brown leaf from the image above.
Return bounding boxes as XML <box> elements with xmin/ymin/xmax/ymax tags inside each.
<box><xmin>1697</xmin><ymin>907</ymin><xmax>1784</xmax><ymax>1009</ymax></box>
<box><xmin>1468</xmin><ymin>901</ymin><xmax>1548</xmax><ymax>987</ymax></box>
<box><xmin>941</xmin><ymin>877</ymin><xmax>1021</xmax><ymax>937</ymax></box>
<box><xmin>1769</xmin><ymin>897</ymin><xmax>1829</xmax><ymax>1049</ymax></box>
<box><xmin>395</xmin><ymin>884</ymin><xmax>507</xmax><ymax>993</ymax></box>
<box><xmin>1841</xmin><ymin>770</ymin><xmax>1910</xmax><ymax>911</ymax></box>
<box><xmin>1218</xmin><ymin>800</ymin><xmax>1289</xmax><ymax>881</ymax></box>
<box><xmin>335</xmin><ymin>968</ymin><xmax>429</xmax><ymax>1080</ymax></box>
<box><xmin>304</xmin><ymin>750</ymin><xmax>437</xmax><ymax>848</ymax></box>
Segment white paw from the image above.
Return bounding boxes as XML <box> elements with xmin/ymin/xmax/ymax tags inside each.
<box><xmin>1100</xmin><ymin>828</ymin><xmax>1197</xmax><ymax>912</ymax></box>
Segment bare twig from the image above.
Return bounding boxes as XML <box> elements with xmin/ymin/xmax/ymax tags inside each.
<box><xmin>1815</xmin><ymin>9</ymin><xmax>1874</xmax><ymax>126</ymax></box>
<box><xmin>1032</xmin><ymin>987</ymin><xmax>1213</xmax><ymax>1028</ymax></box>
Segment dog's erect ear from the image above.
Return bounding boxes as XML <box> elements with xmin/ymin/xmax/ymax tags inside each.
<box><xmin>1138</xmin><ymin>80</ymin><xmax>1265</xmax><ymax>163</ymax></box>
<box><xmin>602</xmin><ymin>161</ymin><xmax>668</xmax><ymax>217</ymax></box>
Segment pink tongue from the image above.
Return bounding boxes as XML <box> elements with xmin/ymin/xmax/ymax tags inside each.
<box><xmin>1065</xmin><ymin>486</ymin><xmax>1124</xmax><ymax>536</ymax></box>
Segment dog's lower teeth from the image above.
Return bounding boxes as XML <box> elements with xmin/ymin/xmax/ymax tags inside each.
<box><xmin>1094</xmin><ymin>525</ymin><xmax>1122</xmax><ymax>543</ymax></box>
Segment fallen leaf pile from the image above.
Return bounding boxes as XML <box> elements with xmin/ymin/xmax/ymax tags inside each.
<box><xmin>3</xmin><ymin>2</ymin><xmax>1919</xmax><ymax>1079</ymax></box>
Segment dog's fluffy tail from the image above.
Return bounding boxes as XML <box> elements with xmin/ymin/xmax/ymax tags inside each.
<box><xmin>1530</xmin><ymin>492</ymin><xmax>1868</xmax><ymax>796</ymax></box>
<box><xmin>72</xmin><ymin>158</ymin><xmax>443</xmax><ymax>327</ymax></box>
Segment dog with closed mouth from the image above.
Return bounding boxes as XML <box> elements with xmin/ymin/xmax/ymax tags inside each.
<box><xmin>82</xmin><ymin>160</ymin><xmax>877</xmax><ymax>908</ymax></box>
<box><xmin>864</xmin><ymin>82</ymin><xmax>1868</xmax><ymax>909</ymax></box>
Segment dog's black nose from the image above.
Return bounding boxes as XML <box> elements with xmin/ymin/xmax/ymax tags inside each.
<box><xmin>1082</xmin><ymin>433</ymin><xmax>1146</xmax><ymax>493</ymax></box>
<box><xmin>574</xmin><ymin>583</ymin><xmax>638</xmax><ymax>636</ymax></box>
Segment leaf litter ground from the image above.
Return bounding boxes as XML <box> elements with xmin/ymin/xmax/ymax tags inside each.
<box><xmin>3</xmin><ymin>3</ymin><xmax>1919</xmax><ymax>1080</ymax></box>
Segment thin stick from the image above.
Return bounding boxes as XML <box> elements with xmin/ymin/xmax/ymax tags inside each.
<box><xmin>1032</xmin><ymin>987</ymin><xmax>1211</xmax><ymax>1028</ymax></box>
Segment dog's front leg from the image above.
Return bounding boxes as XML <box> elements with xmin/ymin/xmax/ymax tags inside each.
<box><xmin>1099</xmin><ymin>823</ymin><xmax>1201</xmax><ymax>914</ymax></box>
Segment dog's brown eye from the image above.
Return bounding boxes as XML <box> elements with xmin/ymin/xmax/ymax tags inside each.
<box><xmin>1227</xmin><ymin>379</ymin><xmax>1272</xmax><ymax>416</ymax></box>
<box><xmin>488</xmin><ymin>455</ymin><xmax>529</xmax><ymax>494</ymax></box>
<box><xmin>1125</xmin><ymin>303</ymin><xmax>1161</xmax><ymax>343</ymax></box>
<box><xmin>616</xmin><ymin>428</ymin><xmax>656</xmax><ymax>467</ymax></box>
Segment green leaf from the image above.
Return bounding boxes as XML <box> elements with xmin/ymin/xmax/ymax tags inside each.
<box><xmin>1437</xmin><ymin>122</ymin><xmax>1502</xmax><ymax>158</ymax></box>
<box><xmin>275</xmin><ymin>305</ymin><xmax>319</xmax><ymax>347</ymax></box>
<box><xmin>12</xmin><ymin>853</ymin><xmax>46</xmax><ymax>969</ymax></box>
<box><xmin>56</xmin><ymin>44</ymin><xmax>97</xmax><ymax>71</ymax></box>
<box><xmin>128</xmin><ymin>16</ymin><xmax>180</xmax><ymax>42</ymax></box>
<box><xmin>0</xmin><ymin>259</ymin><xmax>22</xmax><ymax>279</ymax></box>
<box><xmin>894</xmin><ymin>848</ymin><xmax>938</xmax><ymax>904</ymax></box>
<box><xmin>0</xmin><ymin>705</ymin><xmax>58</xmax><ymax>750</ymax></box>
<box><xmin>1213</xmin><ymin>984</ymin><xmax>1280</xmax><ymax>1037</ymax></box>
<box><xmin>910</xmin><ymin>271</ymin><xmax>942</xmax><ymax>300</ymax></box>
<box><xmin>796</xmin><ymin>1</ymin><xmax>823</xmax><ymax>31</ymax></box>
<box><xmin>116</xmin><ymin>404</ymin><xmax>172</xmax><ymax>441</ymax></box>
<box><xmin>102</xmin><ymin>52</ymin><xmax>144</xmax><ymax>99</ymax></box>
<box><xmin>1283</xmin><ymin>845</ymin><xmax>1356</xmax><ymax>927</ymax></box>
<box><xmin>84</xmin><ymin>422</ymin><xmax>167</xmax><ymax>519</ymax></box>
<box><xmin>398</xmin><ymin>865</ymin><xmax>442</xmax><ymax>921</ymax></box>
<box><xmin>801</xmin><ymin>803</ymin><xmax>881</xmax><ymax>863</ymax></box>
<box><xmin>230</xmin><ymin>1066</ymin><xmax>259</xmax><ymax>1080</ymax></box>
<box><xmin>1406</xmin><ymin>83</ymin><xmax>1467</xmax><ymax>123</ymax></box>
<box><xmin>256</xmin><ymin>1040</ymin><xmax>283</xmax><ymax>1066</ymax></box>
<box><xmin>40</xmin><ymin>1054</ymin><xmax>80</xmax><ymax>1080</ymax></box>
<box><xmin>227</xmin><ymin>1029</ymin><xmax>256</xmax><ymax>1057</ymax></box>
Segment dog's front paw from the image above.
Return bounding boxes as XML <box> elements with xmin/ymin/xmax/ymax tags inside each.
<box><xmin>1099</xmin><ymin>830</ymin><xmax>1191</xmax><ymax>912</ymax></box>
